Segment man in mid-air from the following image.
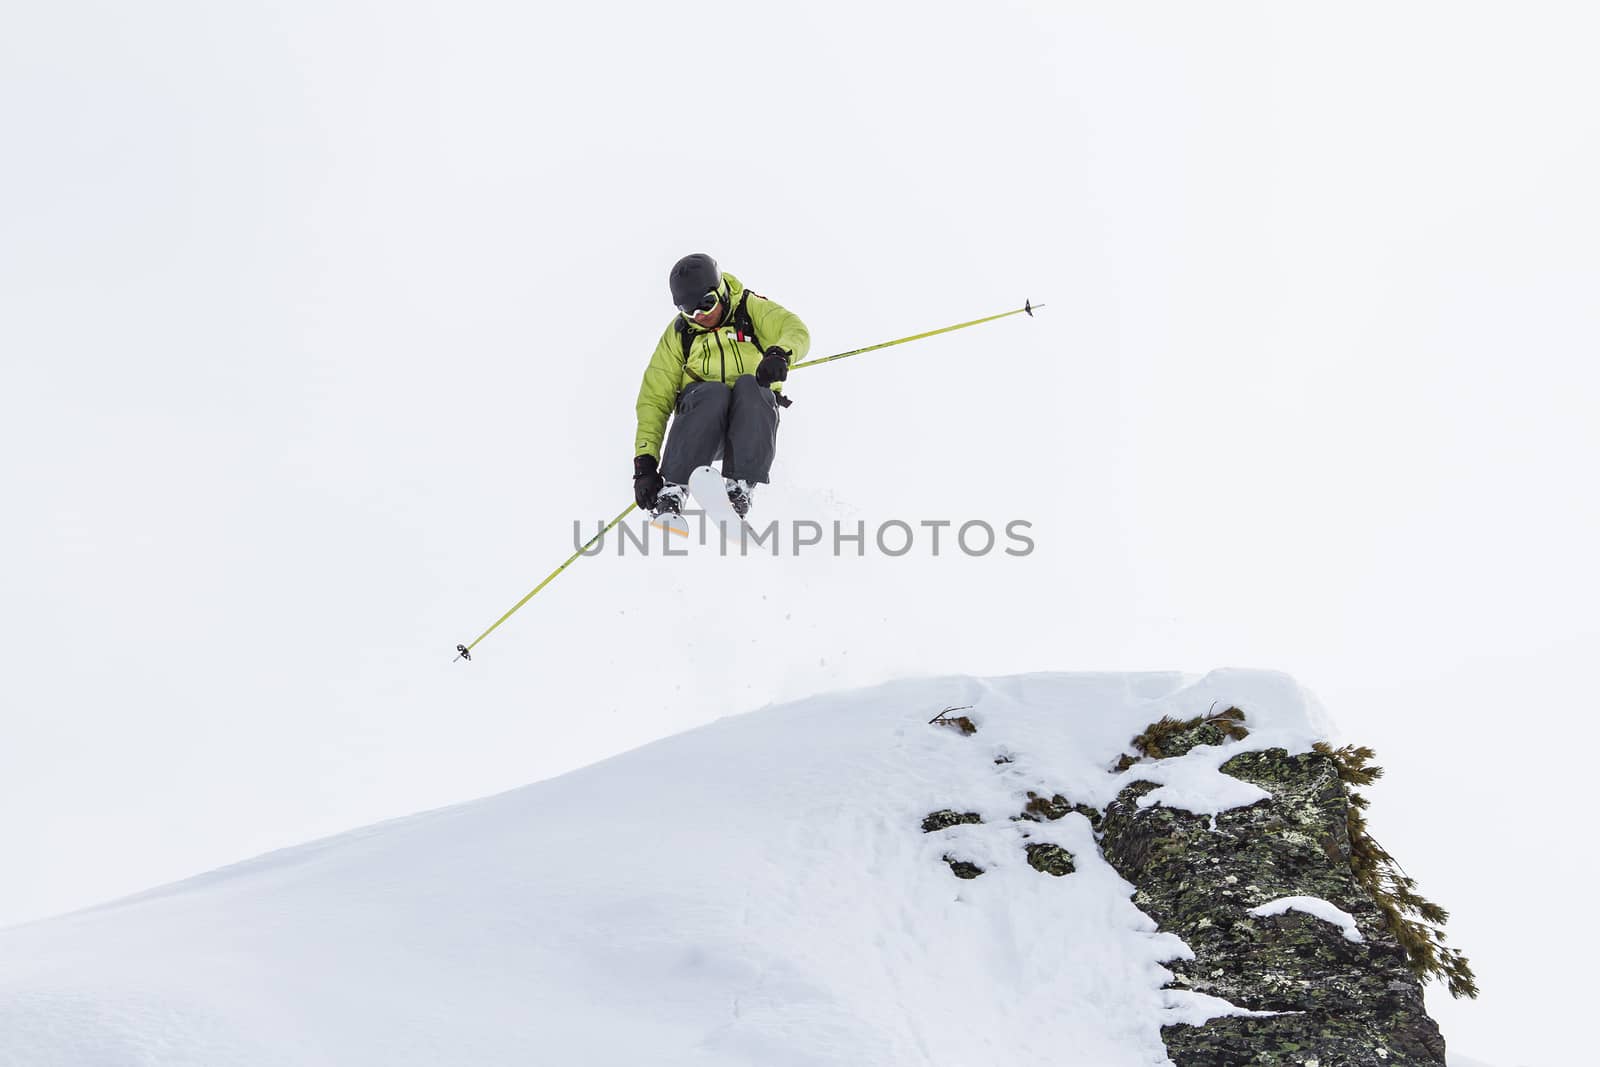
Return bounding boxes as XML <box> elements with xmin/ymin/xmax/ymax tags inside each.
<box><xmin>632</xmin><ymin>253</ymin><xmax>810</xmax><ymax>522</ymax></box>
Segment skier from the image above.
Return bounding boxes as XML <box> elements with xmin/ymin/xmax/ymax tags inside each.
<box><xmin>633</xmin><ymin>253</ymin><xmax>810</xmax><ymax>522</ymax></box>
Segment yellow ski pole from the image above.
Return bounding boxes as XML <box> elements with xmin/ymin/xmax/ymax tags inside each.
<box><xmin>788</xmin><ymin>300</ymin><xmax>1042</xmax><ymax>373</ymax></box>
<box><xmin>454</xmin><ymin>500</ymin><xmax>637</xmax><ymax>662</ymax></box>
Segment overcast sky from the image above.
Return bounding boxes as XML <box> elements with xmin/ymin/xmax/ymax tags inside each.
<box><xmin>3</xmin><ymin>3</ymin><xmax>1595</xmax><ymax>1064</ymax></box>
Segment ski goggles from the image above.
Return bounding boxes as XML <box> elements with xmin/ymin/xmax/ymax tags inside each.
<box><xmin>679</xmin><ymin>288</ymin><xmax>721</xmax><ymax>317</ymax></box>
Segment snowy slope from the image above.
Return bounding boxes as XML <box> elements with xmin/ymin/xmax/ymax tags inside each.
<box><xmin>0</xmin><ymin>670</ymin><xmax>1335</xmax><ymax>1067</ymax></box>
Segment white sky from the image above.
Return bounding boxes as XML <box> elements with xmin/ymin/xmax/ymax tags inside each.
<box><xmin>2</xmin><ymin>3</ymin><xmax>1595</xmax><ymax>1064</ymax></box>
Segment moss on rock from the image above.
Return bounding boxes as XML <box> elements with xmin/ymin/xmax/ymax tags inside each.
<box><xmin>1313</xmin><ymin>742</ymin><xmax>1478</xmax><ymax>1000</ymax></box>
<box><xmin>1017</xmin><ymin>791</ymin><xmax>1103</xmax><ymax>829</ymax></box>
<box><xmin>1113</xmin><ymin>706</ymin><xmax>1250</xmax><ymax>771</ymax></box>
<box><xmin>930</xmin><ymin>710</ymin><xmax>978</xmax><ymax>735</ymax></box>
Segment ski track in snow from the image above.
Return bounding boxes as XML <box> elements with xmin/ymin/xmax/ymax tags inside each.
<box><xmin>0</xmin><ymin>668</ymin><xmax>1331</xmax><ymax>1066</ymax></box>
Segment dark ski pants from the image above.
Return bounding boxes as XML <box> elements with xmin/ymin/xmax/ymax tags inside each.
<box><xmin>660</xmin><ymin>376</ymin><xmax>780</xmax><ymax>486</ymax></box>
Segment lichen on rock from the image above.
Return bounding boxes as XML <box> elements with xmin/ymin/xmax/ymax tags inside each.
<box><xmin>1099</xmin><ymin>735</ymin><xmax>1452</xmax><ymax>1065</ymax></box>
<box><xmin>921</xmin><ymin>809</ymin><xmax>983</xmax><ymax>834</ymax></box>
<box><xmin>1024</xmin><ymin>842</ymin><xmax>1075</xmax><ymax>876</ymax></box>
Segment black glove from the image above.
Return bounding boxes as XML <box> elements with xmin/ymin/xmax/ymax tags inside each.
<box><xmin>633</xmin><ymin>454</ymin><xmax>663</xmax><ymax>509</ymax></box>
<box><xmin>756</xmin><ymin>346</ymin><xmax>790</xmax><ymax>387</ymax></box>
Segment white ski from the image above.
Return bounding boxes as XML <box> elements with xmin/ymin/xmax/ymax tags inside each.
<box><xmin>688</xmin><ymin>465</ymin><xmax>752</xmax><ymax>543</ymax></box>
<box><xmin>649</xmin><ymin>510</ymin><xmax>690</xmax><ymax>538</ymax></box>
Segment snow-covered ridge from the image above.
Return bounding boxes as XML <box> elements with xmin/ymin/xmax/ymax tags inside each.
<box><xmin>0</xmin><ymin>669</ymin><xmax>1331</xmax><ymax>1066</ymax></box>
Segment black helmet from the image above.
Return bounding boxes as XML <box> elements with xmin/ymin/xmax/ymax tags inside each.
<box><xmin>669</xmin><ymin>253</ymin><xmax>722</xmax><ymax>313</ymax></box>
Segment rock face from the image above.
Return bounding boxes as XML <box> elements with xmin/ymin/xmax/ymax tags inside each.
<box><xmin>920</xmin><ymin>809</ymin><xmax>982</xmax><ymax>834</ymax></box>
<box><xmin>1098</xmin><ymin>732</ymin><xmax>1448</xmax><ymax>1065</ymax></box>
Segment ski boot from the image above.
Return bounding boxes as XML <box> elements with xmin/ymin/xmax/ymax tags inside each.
<box><xmin>725</xmin><ymin>478</ymin><xmax>756</xmax><ymax>519</ymax></box>
<box><xmin>650</xmin><ymin>483</ymin><xmax>690</xmax><ymax>534</ymax></box>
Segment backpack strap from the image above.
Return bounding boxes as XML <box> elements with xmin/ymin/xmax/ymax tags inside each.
<box><xmin>732</xmin><ymin>290</ymin><xmax>792</xmax><ymax>407</ymax></box>
<box><xmin>673</xmin><ymin>316</ymin><xmax>706</xmax><ymax>383</ymax></box>
<box><xmin>732</xmin><ymin>289</ymin><xmax>759</xmax><ymax>349</ymax></box>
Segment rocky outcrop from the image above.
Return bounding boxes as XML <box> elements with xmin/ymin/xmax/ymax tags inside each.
<box><xmin>1099</xmin><ymin>735</ymin><xmax>1449</xmax><ymax>1066</ymax></box>
<box><xmin>918</xmin><ymin>700</ymin><xmax>1464</xmax><ymax>1063</ymax></box>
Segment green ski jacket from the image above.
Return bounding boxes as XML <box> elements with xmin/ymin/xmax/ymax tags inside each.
<box><xmin>633</xmin><ymin>272</ymin><xmax>810</xmax><ymax>460</ymax></box>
